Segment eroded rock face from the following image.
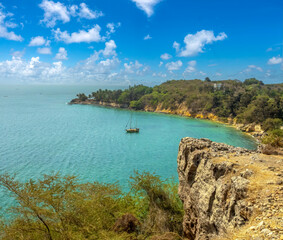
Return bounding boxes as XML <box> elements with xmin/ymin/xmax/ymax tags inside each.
<box><xmin>177</xmin><ymin>138</ymin><xmax>253</xmax><ymax>240</ymax></box>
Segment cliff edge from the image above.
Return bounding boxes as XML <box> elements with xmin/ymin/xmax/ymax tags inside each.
<box><xmin>177</xmin><ymin>138</ymin><xmax>282</xmax><ymax>240</ymax></box>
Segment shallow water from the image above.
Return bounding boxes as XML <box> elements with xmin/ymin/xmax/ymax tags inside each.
<box><xmin>0</xmin><ymin>85</ymin><xmax>257</xmax><ymax>208</ymax></box>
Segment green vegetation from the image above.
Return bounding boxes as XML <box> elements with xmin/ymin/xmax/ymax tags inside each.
<box><xmin>79</xmin><ymin>79</ymin><xmax>282</xmax><ymax>124</ymax></box>
<box><xmin>0</xmin><ymin>172</ymin><xmax>183</xmax><ymax>240</ymax></box>
<box><xmin>262</xmin><ymin>118</ymin><xmax>283</xmax><ymax>148</ymax></box>
<box><xmin>74</xmin><ymin>79</ymin><xmax>283</xmax><ymax>147</ymax></box>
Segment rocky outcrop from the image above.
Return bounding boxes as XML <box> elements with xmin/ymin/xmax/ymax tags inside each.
<box><xmin>177</xmin><ymin>137</ymin><xmax>283</xmax><ymax>240</ymax></box>
<box><xmin>177</xmin><ymin>138</ymin><xmax>253</xmax><ymax>239</ymax></box>
<box><xmin>69</xmin><ymin>98</ymin><xmax>128</xmax><ymax>108</ymax></box>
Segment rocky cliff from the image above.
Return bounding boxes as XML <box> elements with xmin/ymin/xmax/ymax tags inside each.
<box><xmin>177</xmin><ymin>138</ymin><xmax>282</xmax><ymax>240</ymax></box>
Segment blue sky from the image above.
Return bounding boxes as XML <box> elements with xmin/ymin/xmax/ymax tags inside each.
<box><xmin>0</xmin><ymin>0</ymin><xmax>282</xmax><ymax>85</ymax></box>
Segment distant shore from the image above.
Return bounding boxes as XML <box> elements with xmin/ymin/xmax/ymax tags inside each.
<box><xmin>69</xmin><ymin>98</ymin><xmax>263</xmax><ymax>145</ymax></box>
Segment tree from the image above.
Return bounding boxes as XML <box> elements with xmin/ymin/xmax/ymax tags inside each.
<box><xmin>204</xmin><ymin>77</ymin><xmax>211</xmax><ymax>82</ymax></box>
<box><xmin>76</xmin><ymin>93</ymin><xmax>88</xmax><ymax>101</ymax></box>
<box><xmin>243</xmin><ymin>78</ymin><xmax>264</xmax><ymax>85</ymax></box>
<box><xmin>0</xmin><ymin>172</ymin><xmax>183</xmax><ymax>240</ymax></box>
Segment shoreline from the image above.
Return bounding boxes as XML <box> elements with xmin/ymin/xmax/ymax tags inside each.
<box><xmin>69</xmin><ymin>99</ymin><xmax>263</xmax><ymax>146</ymax></box>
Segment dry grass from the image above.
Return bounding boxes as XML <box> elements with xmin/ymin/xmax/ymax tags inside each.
<box><xmin>211</xmin><ymin>153</ymin><xmax>283</xmax><ymax>240</ymax></box>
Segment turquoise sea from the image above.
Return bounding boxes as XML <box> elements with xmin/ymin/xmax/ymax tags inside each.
<box><xmin>0</xmin><ymin>85</ymin><xmax>257</xmax><ymax>208</ymax></box>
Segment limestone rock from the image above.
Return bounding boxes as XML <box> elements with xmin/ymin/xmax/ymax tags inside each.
<box><xmin>177</xmin><ymin>137</ymin><xmax>252</xmax><ymax>240</ymax></box>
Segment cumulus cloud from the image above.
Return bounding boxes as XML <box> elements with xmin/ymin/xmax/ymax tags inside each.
<box><xmin>131</xmin><ymin>0</ymin><xmax>162</xmax><ymax>17</ymax></box>
<box><xmin>37</xmin><ymin>47</ymin><xmax>52</xmax><ymax>54</ymax></box>
<box><xmin>248</xmin><ymin>65</ymin><xmax>263</xmax><ymax>72</ymax></box>
<box><xmin>53</xmin><ymin>25</ymin><xmax>102</xmax><ymax>43</ymax></box>
<box><xmin>39</xmin><ymin>0</ymin><xmax>103</xmax><ymax>28</ymax></box>
<box><xmin>268</xmin><ymin>56</ymin><xmax>282</xmax><ymax>65</ymax></box>
<box><xmin>39</xmin><ymin>0</ymin><xmax>70</xmax><ymax>27</ymax></box>
<box><xmin>106</xmin><ymin>22</ymin><xmax>121</xmax><ymax>36</ymax></box>
<box><xmin>103</xmin><ymin>40</ymin><xmax>117</xmax><ymax>57</ymax></box>
<box><xmin>29</xmin><ymin>36</ymin><xmax>47</xmax><ymax>46</ymax></box>
<box><xmin>0</xmin><ymin>4</ymin><xmax>23</xmax><ymax>41</ymax></box>
<box><xmin>184</xmin><ymin>60</ymin><xmax>197</xmax><ymax>73</ymax></box>
<box><xmin>55</xmin><ymin>47</ymin><xmax>67</xmax><ymax>60</ymax></box>
<box><xmin>0</xmin><ymin>53</ymin><xmax>120</xmax><ymax>84</ymax></box>
<box><xmin>144</xmin><ymin>34</ymin><xmax>152</xmax><ymax>40</ymax></box>
<box><xmin>124</xmin><ymin>61</ymin><xmax>143</xmax><ymax>73</ymax></box>
<box><xmin>166</xmin><ymin>60</ymin><xmax>182</xmax><ymax>71</ymax></box>
<box><xmin>160</xmin><ymin>53</ymin><xmax>172</xmax><ymax>60</ymax></box>
<box><xmin>175</xmin><ymin>30</ymin><xmax>227</xmax><ymax>57</ymax></box>
<box><xmin>76</xmin><ymin>3</ymin><xmax>103</xmax><ymax>19</ymax></box>
<box><xmin>173</xmin><ymin>41</ymin><xmax>180</xmax><ymax>52</ymax></box>
<box><xmin>0</xmin><ymin>39</ymin><xmax>153</xmax><ymax>84</ymax></box>
<box><xmin>242</xmin><ymin>65</ymin><xmax>263</xmax><ymax>73</ymax></box>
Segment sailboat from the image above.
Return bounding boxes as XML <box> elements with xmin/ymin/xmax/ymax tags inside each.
<box><xmin>125</xmin><ymin>112</ymin><xmax>139</xmax><ymax>133</ymax></box>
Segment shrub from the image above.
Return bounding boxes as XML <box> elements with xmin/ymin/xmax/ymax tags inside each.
<box><xmin>0</xmin><ymin>172</ymin><xmax>183</xmax><ymax>240</ymax></box>
<box><xmin>130</xmin><ymin>171</ymin><xmax>183</xmax><ymax>237</ymax></box>
<box><xmin>262</xmin><ymin>129</ymin><xmax>283</xmax><ymax>147</ymax></box>
<box><xmin>262</xmin><ymin>118</ymin><xmax>283</xmax><ymax>131</ymax></box>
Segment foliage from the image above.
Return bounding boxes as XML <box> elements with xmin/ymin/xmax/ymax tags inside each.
<box><xmin>130</xmin><ymin>171</ymin><xmax>183</xmax><ymax>237</ymax></box>
<box><xmin>262</xmin><ymin>118</ymin><xmax>283</xmax><ymax>131</ymax></box>
<box><xmin>76</xmin><ymin>93</ymin><xmax>88</xmax><ymax>101</ymax></box>
<box><xmin>262</xmin><ymin>129</ymin><xmax>283</xmax><ymax>147</ymax></box>
<box><xmin>76</xmin><ymin>79</ymin><xmax>283</xmax><ymax>124</ymax></box>
<box><xmin>0</xmin><ymin>172</ymin><xmax>183</xmax><ymax>240</ymax></box>
<box><xmin>243</xmin><ymin>78</ymin><xmax>264</xmax><ymax>86</ymax></box>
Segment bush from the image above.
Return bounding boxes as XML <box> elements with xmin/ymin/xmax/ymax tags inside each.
<box><xmin>130</xmin><ymin>171</ymin><xmax>183</xmax><ymax>236</ymax></box>
<box><xmin>262</xmin><ymin>118</ymin><xmax>283</xmax><ymax>131</ymax></box>
<box><xmin>262</xmin><ymin>129</ymin><xmax>283</xmax><ymax>147</ymax></box>
<box><xmin>0</xmin><ymin>172</ymin><xmax>183</xmax><ymax>240</ymax></box>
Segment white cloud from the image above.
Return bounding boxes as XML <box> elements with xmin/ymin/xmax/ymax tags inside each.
<box><xmin>144</xmin><ymin>34</ymin><xmax>152</xmax><ymax>40</ymax></box>
<box><xmin>124</xmin><ymin>60</ymin><xmax>143</xmax><ymax>73</ymax></box>
<box><xmin>173</xmin><ymin>41</ymin><xmax>180</xmax><ymax>52</ymax></box>
<box><xmin>39</xmin><ymin>0</ymin><xmax>103</xmax><ymax>28</ymax></box>
<box><xmin>160</xmin><ymin>53</ymin><xmax>172</xmax><ymax>60</ymax></box>
<box><xmin>175</xmin><ymin>30</ymin><xmax>227</xmax><ymax>57</ymax></box>
<box><xmin>106</xmin><ymin>22</ymin><xmax>121</xmax><ymax>36</ymax></box>
<box><xmin>268</xmin><ymin>56</ymin><xmax>282</xmax><ymax>65</ymax></box>
<box><xmin>29</xmin><ymin>36</ymin><xmax>46</xmax><ymax>46</ymax></box>
<box><xmin>53</xmin><ymin>25</ymin><xmax>102</xmax><ymax>43</ymax></box>
<box><xmin>55</xmin><ymin>47</ymin><xmax>67</xmax><ymax>60</ymax></box>
<box><xmin>132</xmin><ymin>0</ymin><xmax>162</xmax><ymax>17</ymax></box>
<box><xmin>159</xmin><ymin>61</ymin><xmax>163</xmax><ymax>67</ymax></box>
<box><xmin>166</xmin><ymin>60</ymin><xmax>182</xmax><ymax>71</ymax></box>
<box><xmin>77</xmin><ymin>3</ymin><xmax>103</xmax><ymax>19</ymax></box>
<box><xmin>248</xmin><ymin>65</ymin><xmax>263</xmax><ymax>72</ymax></box>
<box><xmin>103</xmin><ymin>40</ymin><xmax>117</xmax><ymax>57</ymax></box>
<box><xmin>39</xmin><ymin>0</ymin><xmax>70</xmax><ymax>28</ymax></box>
<box><xmin>242</xmin><ymin>65</ymin><xmax>263</xmax><ymax>73</ymax></box>
<box><xmin>215</xmin><ymin>72</ymin><xmax>222</xmax><ymax>76</ymax></box>
<box><xmin>184</xmin><ymin>60</ymin><xmax>196</xmax><ymax>73</ymax></box>
<box><xmin>37</xmin><ymin>47</ymin><xmax>52</xmax><ymax>54</ymax></box>
<box><xmin>0</xmin><ymin>4</ymin><xmax>23</xmax><ymax>41</ymax></box>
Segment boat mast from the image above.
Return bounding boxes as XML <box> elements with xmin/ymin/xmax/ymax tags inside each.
<box><xmin>130</xmin><ymin>112</ymin><xmax>132</xmax><ymax>129</ymax></box>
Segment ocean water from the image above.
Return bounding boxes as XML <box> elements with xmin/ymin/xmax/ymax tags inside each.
<box><xmin>0</xmin><ymin>85</ymin><xmax>257</xmax><ymax>208</ymax></box>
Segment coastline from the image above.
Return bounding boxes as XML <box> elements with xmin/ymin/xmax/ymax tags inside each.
<box><xmin>69</xmin><ymin>99</ymin><xmax>263</xmax><ymax>145</ymax></box>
